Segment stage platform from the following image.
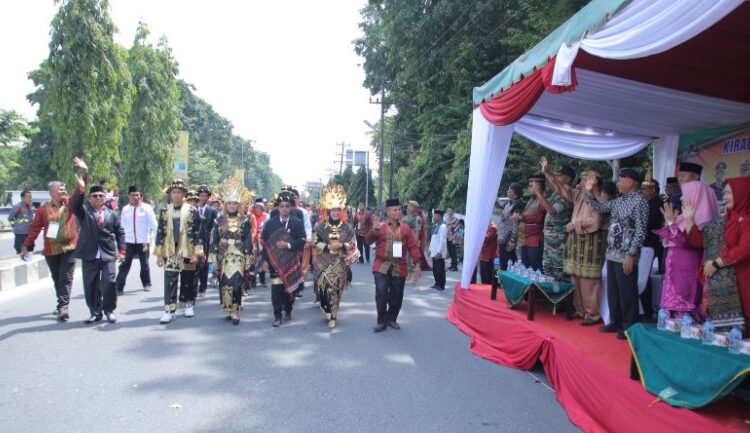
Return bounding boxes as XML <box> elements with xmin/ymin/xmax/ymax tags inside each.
<box><xmin>446</xmin><ymin>284</ymin><xmax>749</xmax><ymax>433</ymax></box>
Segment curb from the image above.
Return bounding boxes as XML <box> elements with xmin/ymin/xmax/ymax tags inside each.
<box><xmin>0</xmin><ymin>254</ymin><xmax>51</xmax><ymax>293</ymax></box>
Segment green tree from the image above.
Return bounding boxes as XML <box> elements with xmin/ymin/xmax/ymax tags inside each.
<box><xmin>331</xmin><ymin>165</ymin><xmax>354</xmax><ymax>189</ymax></box>
<box><xmin>0</xmin><ymin>110</ymin><xmax>36</xmax><ymax>145</ymax></box>
<box><xmin>189</xmin><ymin>149</ymin><xmax>221</xmax><ymax>188</ymax></box>
<box><xmin>119</xmin><ymin>22</ymin><xmax>180</xmax><ymax>201</ymax></box>
<box><xmin>347</xmin><ymin>166</ymin><xmax>375</xmax><ymax>206</ymax></box>
<box><xmin>42</xmin><ymin>0</ymin><xmax>133</xmax><ymax>184</ymax></box>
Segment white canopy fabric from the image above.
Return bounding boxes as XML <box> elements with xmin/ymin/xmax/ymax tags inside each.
<box><xmin>552</xmin><ymin>0</ymin><xmax>744</xmax><ymax>84</ymax></box>
<box><xmin>460</xmin><ymin>0</ymin><xmax>750</xmax><ymax>288</ymax></box>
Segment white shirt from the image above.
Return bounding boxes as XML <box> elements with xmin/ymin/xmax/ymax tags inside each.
<box><xmin>299</xmin><ymin>207</ymin><xmax>313</xmax><ymax>241</ymax></box>
<box><xmin>120</xmin><ymin>202</ymin><xmax>158</xmax><ymax>244</ymax></box>
<box><xmin>429</xmin><ymin>223</ymin><xmax>448</xmax><ymax>258</ymax></box>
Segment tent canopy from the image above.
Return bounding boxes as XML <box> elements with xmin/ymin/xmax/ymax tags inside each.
<box><xmin>461</xmin><ymin>0</ymin><xmax>750</xmax><ymax>288</ymax></box>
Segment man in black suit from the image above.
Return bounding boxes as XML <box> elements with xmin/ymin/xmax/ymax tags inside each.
<box><xmin>71</xmin><ymin>158</ymin><xmax>126</xmax><ymax>324</ymax></box>
<box><xmin>195</xmin><ymin>185</ymin><xmax>218</xmax><ymax>296</ymax></box>
<box><xmin>261</xmin><ymin>191</ymin><xmax>306</xmax><ymax>327</ymax></box>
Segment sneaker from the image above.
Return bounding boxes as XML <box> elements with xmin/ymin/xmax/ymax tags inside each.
<box><xmin>105</xmin><ymin>312</ymin><xmax>117</xmax><ymax>323</ymax></box>
<box><xmin>160</xmin><ymin>312</ymin><xmax>175</xmax><ymax>324</ymax></box>
<box><xmin>328</xmin><ymin>319</ymin><xmax>337</xmax><ymax>329</ymax></box>
<box><xmin>184</xmin><ymin>303</ymin><xmax>195</xmax><ymax>318</ymax></box>
<box><xmin>58</xmin><ymin>307</ymin><xmax>70</xmax><ymax>322</ymax></box>
<box><xmin>272</xmin><ymin>319</ymin><xmax>281</xmax><ymax>327</ymax></box>
<box><xmin>84</xmin><ymin>314</ymin><xmax>103</xmax><ymax>324</ymax></box>
<box><xmin>143</xmin><ymin>285</ymin><xmax>152</xmax><ymax>292</ymax></box>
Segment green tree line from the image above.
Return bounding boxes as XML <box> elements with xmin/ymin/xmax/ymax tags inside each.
<box><xmin>3</xmin><ymin>0</ymin><xmax>282</xmax><ymax>203</ymax></box>
<box><xmin>354</xmin><ymin>0</ymin><xmax>649</xmax><ymax>212</ymax></box>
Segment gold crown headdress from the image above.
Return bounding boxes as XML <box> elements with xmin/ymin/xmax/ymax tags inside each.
<box><xmin>642</xmin><ymin>166</ymin><xmax>657</xmax><ymax>188</ymax></box>
<box><xmin>320</xmin><ymin>184</ymin><xmax>347</xmax><ymax>210</ymax></box>
<box><xmin>219</xmin><ymin>176</ymin><xmax>252</xmax><ymax>207</ymax></box>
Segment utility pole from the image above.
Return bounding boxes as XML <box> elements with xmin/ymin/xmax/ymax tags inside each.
<box><xmin>335</xmin><ymin>141</ymin><xmax>350</xmax><ymax>175</ymax></box>
<box><xmin>369</xmin><ymin>88</ymin><xmax>385</xmax><ymax>206</ymax></box>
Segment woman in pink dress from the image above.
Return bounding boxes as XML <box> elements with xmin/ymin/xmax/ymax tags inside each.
<box><xmin>655</xmin><ymin>181</ymin><xmax>719</xmax><ymax>317</ymax></box>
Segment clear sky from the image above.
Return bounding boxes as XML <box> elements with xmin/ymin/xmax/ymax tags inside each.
<box><xmin>0</xmin><ymin>0</ymin><xmax>380</xmax><ymax>188</ymax></box>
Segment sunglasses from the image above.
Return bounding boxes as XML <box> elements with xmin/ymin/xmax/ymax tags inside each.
<box><xmin>90</xmin><ymin>194</ymin><xmax>105</xmax><ymax>198</ymax></box>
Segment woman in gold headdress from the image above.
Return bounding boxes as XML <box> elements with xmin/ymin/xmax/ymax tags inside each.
<box><xmin>208</xmin><ymin>176</ymin><xmax>254</xmax><ymax>325</ymax></box>
<box><xmin>313</xmin><ymin>184</ymin><xmax>359</xmax><ymax>329</ymax></box>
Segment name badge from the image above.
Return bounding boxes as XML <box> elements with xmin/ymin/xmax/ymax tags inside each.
<box><xmin>46</xmin><ymin>222</ymin><xmax>60</xmax><ymax>239</ymax></box>
<box><xmin>392</xmin><ymin>241</ymin><xmax>403</xmax><ymax>258</ymax></box>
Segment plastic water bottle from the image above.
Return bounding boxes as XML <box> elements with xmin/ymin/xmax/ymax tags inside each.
<box><xmin>679</xmin><ymin>313</ymin><xmax>693</xmax><ymax>339</ymax></box>
<box><xmin>657</xmin><ymin>308</ymin><xmax>668</xmax><ymax>331</ymax></box>
<box><xmin>508</xmin><ymin>260</ymin><xmax>515</xmax><ymax>272</ymax></box>
<box><xmin>208</xmin><ymin>263</ymin><xmax>214</xmax><ymax>274</ymax></box>
<box><xmin>729</xmin><ymin>326</ymin><xmax>743</xmax><ymax>355</ymax></box>
<box><xmin>701</xmin><ymin>318</ymin><xmax>714</xmax><ymax>346</ymax></box>
<box><xmin>534</xmin><ymin>270</ymin><xmax>543</xmax><ymax>282</ymax></box>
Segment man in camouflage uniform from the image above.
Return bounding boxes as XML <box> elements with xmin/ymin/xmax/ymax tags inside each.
<box><xmin>539</xmin><ymin>164</ymin><xmax>574</xmax><ymax>280</ymax></box>
<box><xmin>402</xmin><ymin>200</ymin><xmax>425</xmax><ymax>284</ymax></box>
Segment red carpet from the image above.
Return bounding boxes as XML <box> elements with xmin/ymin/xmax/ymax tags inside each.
<box><xmin>446</xmin><ymin>284</ymin><xmax>749</xmax><ymax>433</ymax></box>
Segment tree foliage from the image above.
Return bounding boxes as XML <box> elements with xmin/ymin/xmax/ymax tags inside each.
<box><xmin>119</xmin><ymin>22</ymin><xmax>181</xmax><ymax>201</ymax></box>
<box><xmin>354</xmin><ymin>0</ymin><xmax>653</xmax><ymax>213</ymax></box>
<box><xmin>43</xmin><ymin>0</ymin><xmax>133</xmax><ymax>183</ymax></box>
<box><xmin>347</xmin><ymin>166</ymin><xmax>376</xmax><ymax>206</ymax></box>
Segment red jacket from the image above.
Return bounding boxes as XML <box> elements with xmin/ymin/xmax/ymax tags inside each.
<box><xmin>479</xmin><ymin>226</ymin><xmax>498</xmax><ymax>262</ymax></box>
<box><xmin>354</xmin><ymin>210</ymin><xmax>373</xmax><ymax>236</ymax></box>
<box><xmin>364</xmin><ymin>220</ymin><xmax>423</xmax><ymax>277</ymax></box>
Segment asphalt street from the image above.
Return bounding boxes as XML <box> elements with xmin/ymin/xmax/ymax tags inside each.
<box><xmin>0</xmin><ymin>231</ymin><xmax>43</xmax><ymax>257</ymax></box>
<box><xmin>0</xmin><ymin>253</ymin><xmax>579</xmax><ymax>433</ymax></box>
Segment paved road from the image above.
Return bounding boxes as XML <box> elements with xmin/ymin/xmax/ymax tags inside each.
<box><xmin>0</xmin><ymin>231</ymin><xmax>43</xmax><ymax>257</ymax></box>
<box><xmin>0</xmin><ymin>255</ymin><xmax>578</xmax><ymax>433</ymax></box>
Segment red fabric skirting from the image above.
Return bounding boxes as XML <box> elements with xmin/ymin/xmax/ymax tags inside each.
<box><xmin>446</xmin><ymin>284</ymin><xmax>749</xmax><ymax>433</ymax></box>
<box><xmin>478</xmin><ymin>57</ymin><xmax>577</xmax><ymax>126</ymax></box>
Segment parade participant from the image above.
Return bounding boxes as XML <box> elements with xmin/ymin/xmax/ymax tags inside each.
<box><xmin>429</xmin><ymin>209</ymin><xmax>448</xmax><ymax>290</ymax></box>
<box><xmin>154</xmin><ymin>179</ymin><xmax>204</xmax><ymax>324</ymax></box>
<box><xmin>8</xmin><ymin>190</ymin><xmax>34</xmax><ymax>254</ymax></box>
<box><xmin>403</xmin><ymin>200</ymin><xmax>424</xmax><ymax>284</ymax></box>
<box><xmin>444</xmin><ymin>207</ymin><xmax>460</xmax><ymax>271</ymax></box>
<box><xmin>543</xmin><ymin>164</ymin><xmax>606</xmax><ymax>326</ymax></box>
<box><xmin>354</xmin><ymin>201</ymin><xmax>373</xmax><ymax>264</ymax></box>
<box><xmin>70</xmin><ymin>158</ymin><xmax>125</xmax><ymax>324</ymax></box>
<box><xmin>497</xmin><ymin>183</ymin><xmax>524</xmax><ymax>271</ymax></box>
<box><xmin>312</xmin><ymin>184</ymin><xmax>358</xmax><ymax>328</ymax></box>
<box><xmin>209</xmin><ymin>177</ymin><xmax>253</xmax><ymax>325</ymax></box>
<box><xmin>196</xmin><ymin>185</ymin><xmax>219</xmax><ymax>297</ymax></box>
<box><xmin>512</xmin><ymin>175</ymin><xmax>547</xmax><ymax>271</ymax></box>
<box><xmin>586</xmin><ymin>168</ymin><xmax>649</xmax><ymax>340</ymax></box>
<box><xmin>261</xmin><ymin>190</ymin><xmax>307</xmax><ymax>327</ymax></box>
<box><xmin>538</xmin><ymin>161</ymin><xmax>574</xmax><ymax>280</ymax></box>
<box><xmin>21</xmin><ymin>181</ymin><xmax>79</xmax><ymax>321</ymax></box>
<box><xmin>657</xmin><ymin>181</ymin><xmax>718</xmax><ymax>319</ymax></box>
<box><xmin>251</xmin><ymin>198</ymin><xmax>270</xmax><ymax>287</ymax></box>
<box><xmin>365</xmin><ymin>198</ymin><xmax>423</xmax><ymax>332</ymax></box>
<box><xmin>116</xmin><ymin>186</ymin><xmax>158</xmax><ymax>294</ymax></box>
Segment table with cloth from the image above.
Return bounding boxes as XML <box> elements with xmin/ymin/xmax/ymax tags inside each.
<box><xmin>492</xmin><ymin>270</ymin><xmax>575</xmax><ymax>321</ymax></box>
<box><xmin>626</xmin><ymin>323</ymin><xmax>750</xmax><ymax>409</ymax></box>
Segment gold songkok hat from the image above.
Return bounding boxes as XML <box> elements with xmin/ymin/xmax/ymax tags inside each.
<box><xmin>320</xmin><ymin>184</ymin><xmax>347</xmax><ymax>210</ymax></box>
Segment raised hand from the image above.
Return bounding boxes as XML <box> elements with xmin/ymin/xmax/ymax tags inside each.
<box><xmin>681</xmin><ymin>198</ymin><xmax>697</xmax><ymax>221</ymax></box>
<box><xmin>540</xmin><ymin>155</ymin><xmax>549</xmax><ymax>174</ymax></box>
<box><xmin>72</xmin><ymin>157</ymin><xmax>88</xmax><ymax>173</ymax></box>
<box><xmin>660</xmin><ymin>202</ymin><xmax>680</xmax><ymax>225</ymax></box>
<box><xmin>584</xmin><ymin>175</ymin><xmax>597</xmax><ymax>192</ymax></box>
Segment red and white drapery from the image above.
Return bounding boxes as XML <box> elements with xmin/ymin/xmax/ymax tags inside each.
<box><xmin>461</xmin><ymin>0</ymin><xmax>749</xmax><ymax>288</ymax></box>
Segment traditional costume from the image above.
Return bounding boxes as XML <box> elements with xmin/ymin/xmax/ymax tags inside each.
<box><xmin>312</xmin><ymin>184</ymin><xmax>358</xmax><ymax>328</ymax></box>
<box><xmin>365</xmin><ymin>198</ymin><xmax>424</xmax><ymax>331</ymax></box>
<box><xmin>542</xmin><ymin>167</ymin><xmax>574</xmax><ymax>280</ymax></box>
<box><xmin>261</xmin><ymin>190</ymin><xmax>307</xmax><ymax>327</ymax></box>
<box><xmin>209</xmin><ymin>177</ymin><xmax>254</xmax><ymax>324</ymax></box>
<box><xmin>403</xmin><ymin>201</ymin><xmax>425</xmax><ymax>284</ymax></box>
<box><xmin>196</xmin><ymin>185</ymin><xmax>219</xmax><ymax>297</ymax></box>
<box><xmin>155</xmin><ymin>180</ymin><xmax>204</xmax><ymax>324</ymax></box>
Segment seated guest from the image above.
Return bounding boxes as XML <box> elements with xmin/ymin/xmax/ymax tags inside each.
<box><xmin>513</xmin><ymin>175</ymin><xmax>547</xmax><ymax>271</ymax></box>
<box><xmin>686</xmin><ymin>177</ymin><xmax>750</xmax><ymax>333</ymax></box>
<box><xmin>656</xmin><ymin>180</ymin><xmax>718</xmax><ymax>319</ymax></box>
<box><xmin>479</xmin><ymin>222</ymin><xmax>498</xmax><ymax>285</ymax></box>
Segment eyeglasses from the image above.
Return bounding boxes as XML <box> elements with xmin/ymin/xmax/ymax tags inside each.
<box><xmin>90</xmin><ymin>194</ymin><xmax>105</xmax><ymax>198</ymax></box>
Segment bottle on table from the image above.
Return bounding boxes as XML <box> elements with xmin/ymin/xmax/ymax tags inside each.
<box><xmin>728</xmin><ymin>326</ymin><xmax>742</xmax><ymax>355</ymax></box>
<box><xmin>657</xmin><ymin>308</ymin><xmax>668</xmax><ymax>331</ymax></box>
<box><xmin>679</xmin><ymin>313</ymin><xmax>693</xmax><ymax>339</ymax></box>
<box><xmin>701</xmin><ymin>318</ymin><xmax>714</xmax><ymax>345</ymax></box>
